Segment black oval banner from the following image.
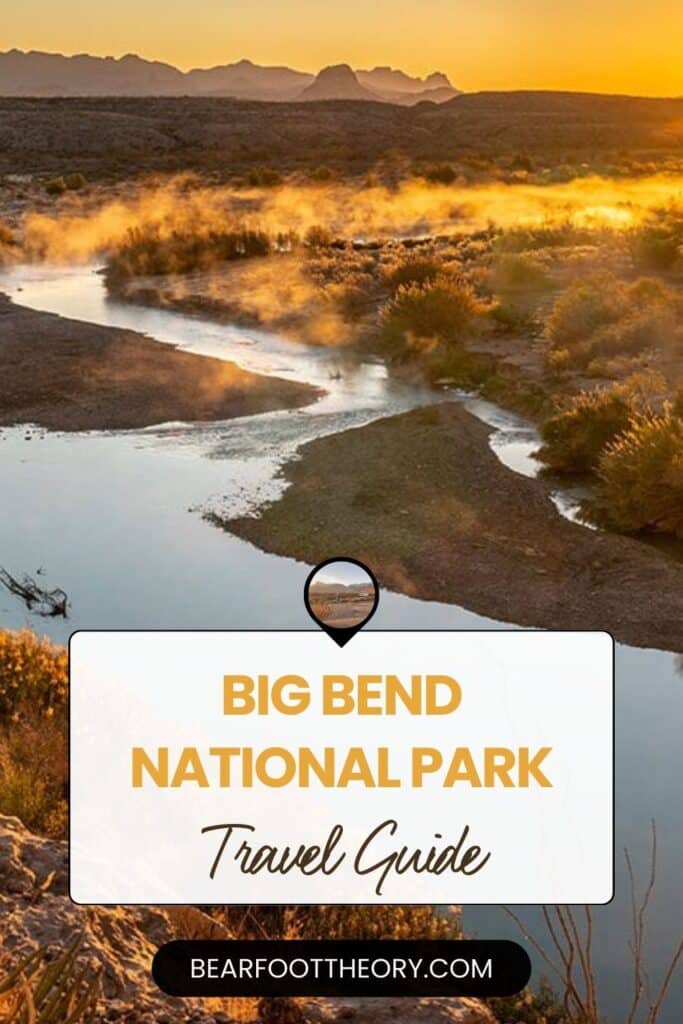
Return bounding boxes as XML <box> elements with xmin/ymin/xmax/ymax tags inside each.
<box><xmin>153</xmin><ymin>939</ymin><xmax>531</xmax><ymax>998</ymax></box>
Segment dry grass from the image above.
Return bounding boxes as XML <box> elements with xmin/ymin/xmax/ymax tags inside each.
<box><xmin>589</xmin><ymin>408</ymin><xmax>683</xmax><ymax>538</ymax></box>
<box><xmin>544</xmin><ymin>275</ymin><xmax>682</xmax><ymax>373</ymax></box>
<box><xmin>504</xmin><ymin>824</ymin><xmax>683</xmax><ymax>1024</ymax></box>
<box><xmin>0</xmin><ymin>630</ymin><xmax>68</xmax><ymax>838</ymax></box>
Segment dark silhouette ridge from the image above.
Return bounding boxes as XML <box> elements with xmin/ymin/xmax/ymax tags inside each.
<box><xmin>0</xmin><ymin>48</ymin><xmax>460</xmax><ymax>103</ymax></box>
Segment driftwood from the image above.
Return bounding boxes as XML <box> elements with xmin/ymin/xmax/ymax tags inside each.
<box><xmin>0</xmin><ymin>568</ymin><xmax>68</xmax><ymax>617</ymax></box>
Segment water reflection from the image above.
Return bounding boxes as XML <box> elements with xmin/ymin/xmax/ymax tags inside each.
<box><xmin>0</xmin><ymin>264</ymin><xmax>680</xmax><ymax>1021</ymax></box>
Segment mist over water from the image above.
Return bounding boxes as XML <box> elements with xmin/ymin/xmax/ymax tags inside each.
<box><xmin>18</xmin><ymin>172</ymin><xmax>683</xmax><ymax>264</ymax></box>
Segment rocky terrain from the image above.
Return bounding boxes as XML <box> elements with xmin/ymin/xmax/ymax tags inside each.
<box><xmin>0</xmin><ymin>815</ymin><xmax>230</xmax><ymax>1022</ymax></box>
<box><xmin>0</xmin><ymin>814</ymin><xmax>493</xmax><ymax>1023</ymax></box>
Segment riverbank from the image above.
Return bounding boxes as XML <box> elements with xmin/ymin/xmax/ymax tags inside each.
<box><xmin>222</xmin><ymin>402</ymin><xmax>683</xmax><ymax>652</ymax></box>
<box><xmin>0</xmin><ymin>293</ymin><xmax>320</xmax><ymax>431</ymax></box>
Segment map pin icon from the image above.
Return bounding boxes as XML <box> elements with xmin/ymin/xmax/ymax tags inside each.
<box><xmin>304</xmin><ymin>558</ymin><xmax>379</xmax><ymax>647</ymax></box>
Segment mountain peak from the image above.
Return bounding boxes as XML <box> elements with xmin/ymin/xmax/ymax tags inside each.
<box><xmin>299</xmin><ymin>64</ymin><xmax>377</xmax><ymax>102</ymax></box>
<box><xmin>425</xmin><ymin>71</ymin><xmax>451</xmax><ymax>88</ymax></box>
<box><xmin>0</xmin><ymin>48</ymin><xmax>460</xmax><ymax>104</ymax></box>
<box><xmin>317</xmin><ymin>63</ymin><xmax>356</xmax><ymax>80</ymax></box>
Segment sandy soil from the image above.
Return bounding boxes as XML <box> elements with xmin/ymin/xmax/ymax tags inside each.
<box><xmin>223</xmin><ymin>402</ymin><xmax>683</xmax><ymax>652</ymax></box>
<box><xmin>0</xmin><ymin>294</ymin><xmax>320</xmax><ymax>431</ymax></box>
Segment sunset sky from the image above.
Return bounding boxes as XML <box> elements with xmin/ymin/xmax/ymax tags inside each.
<box><xmin>3</xmin><ymin>0</ymin><xmax>683</xmax><ymax>96</ymax></box>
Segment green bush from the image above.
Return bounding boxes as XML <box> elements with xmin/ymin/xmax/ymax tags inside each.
<box><xmin>589</xmin><ymin>409</ymin><xmax>683</xmax><ymax>537</ymax></box>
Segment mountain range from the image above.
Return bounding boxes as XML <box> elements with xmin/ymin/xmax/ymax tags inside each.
<box><xmin>0</xmin><ymin>49</ymin><xmax>460</xmax><ymax>104</ymax></box>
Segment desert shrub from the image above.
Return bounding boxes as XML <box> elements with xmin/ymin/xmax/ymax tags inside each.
<box><xmin>0</xmin><ymin>630</ymin><xmax>68</xmax><ymax>838</ymax></box>
<box><xmin>106</xmin><ymin>223</ymin><xmax>271</xmax><ymax>282</ymax></box>
<box><xmin>0</xmin><ymin>220</ymin><xmax>15</xmax><ymax>247</ymax></box>
<box><xmin>675</xmin><ymin>386</ymin><xmax>683</xmax><ymax>417</ymax></box>
<box><xmin>45</xmin><ymin>176</ymin><xmax>67</xmax><ymax>195</ymax></box>
<box><xmin>383</xmin><ymin>254</ymin><xmax>442</xmax><ymax>293</ymax></box>
<box><xmin>304</xmin><ymin>224</ymin><xmax>334</xmax><ymax>249</ymax></box>
<box><xmin>497</xmin><ymin>222</ymin><xmax>590</xmax><ymax>252</ymax></box>
<box><xmin>630</xmin><ymin>205</ymin><xmax>683</xmax><ymax>270</ymax></box>
<box><xmin>494</xmin><ymin>252</ymin><xmax>550</xmax><ymax>290</ymax></box>
<box><xmin>307</xmin><ymin>246</ymin><xmax>378</xmax><ymax>290</ymax></box>
<box><xmin>588</xmin><ymin>409</ymin><xmax>683</xmax><ymax>537</ymax></box>
<box><xmin>420</xmin><ymin>162</ymin><xmax>458</xmax><ymax>185</ymax></box>
<box><xmin>63</xmin><ymin>171</ymin><xmax>87</xmax><ymax>191</ymax></box>
<box><xmin>581</xmin><ymin>304</ymin><xmax>677</xmax><ymax>368</ymax></box>
<box><xmin>489</xmin><ymin>299</ymin><xmax>535</xmax><ymax>332</ymax></box>
<box><xmin>0</xmin><ymin>628</ymin><xmax>67</xmax><ymax>718</ymax></box>
<box><xmin>546</xmin><ymin>274</ymin><xmax>623</xmax><ymax>348</ymax></box>
<box><xmin>0</xmin><ymin>938</ymin><xmax>101</xmax><ymax>1023</ymax></box>
<box><xmin>380</xmin><ymin>275</ymin><xmax>487</xmax><ymax>356</ymax></box>
<box><xmin>247</xmin><ymin>166</ymin><xmax>283</xmax><ymax>187</ymax></box>
<box><xmin>299</xmin><ymin>905</ymin><xmax>460</xmax><ymax>940</ymax></box>
<box><xmin>488</xmin><ymin>981</ymin><xmax>567</xmax><ymax>1023</ymax></box>
<box><xmin>218</xmin><ymin>905</ymin><xmax>460</xmax><ymax>941</ymax></box>
<box><xmin>509</xmin><ymin>153</ymin><xmax>535</xmax><ymax>173</ymax></box>
<box><xmin>0</xmin><ymin>219</ymin><xmax>16</xmax><ymax>263</ymax></box>
<box><xmin>307</xmin><ymin>165</ymin><xmax>335</xmax><ymax>182</ymax></box>
<box><xmin>326</xmin><ymin>273</ymin><xmax>377</xmax><ymax>319</ymax></box>
<box><xmin>537</xmin><ymin>385</ymin><xmax>636</xmax><ymax>473</ymax></box>
<box><xmin>0</xmin><ymin>717</ymin><xmax>68</xmax><ymax>838</ymax></box>
<box><xmin>545</xmin><ymin>274</ymin><xmax>680</xmax><ymax>370</ymax></box>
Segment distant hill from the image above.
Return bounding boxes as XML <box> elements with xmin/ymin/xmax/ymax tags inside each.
<box><xmin>0</xmin><ymin>50</ymin><xmax>185</xmax><ymax>96</ymax></box>
<box><xmin>310</xmin><ymin>581</ymin><xmax>372</xmax><ymax>593</ymax></box>
<box><xmin>185</xmin><ymin>59</ymin><xmax>310</xmax><ymax>101</ymax></box>
<box><xmin>299</xmin><ymin>65</ymin><xmax>379</xmax><ymax>103</ymax></box>
<box><xmin>2</xmin><ymin>91</ymin><xmax>682</xmax><ymax>177</ymax></box>
<box><xmin>0</xmin><ymin>48</ymin><xmax>459</xmax><ymax>103</ymax></box>
<box><xmin>358</xmin><ymin>67</ymin><xmax>452</xmax><ymax>96</ymax></box>
<box><xmin>299</xmin><ymin>64</ymin><xmax>460</xmax><ymax>105</ymax></box>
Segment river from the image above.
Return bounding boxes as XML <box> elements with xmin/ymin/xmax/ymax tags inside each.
<box><xmin>0</xmin><ymin>264</ymin><xmax>681</xmax><ymax>1020</ymax></box>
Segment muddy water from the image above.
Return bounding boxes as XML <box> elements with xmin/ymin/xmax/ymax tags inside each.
<box><xmin>0</xmin><ymin>265</ymin><xmax>680</xmax><ymax>1021</ymax></box>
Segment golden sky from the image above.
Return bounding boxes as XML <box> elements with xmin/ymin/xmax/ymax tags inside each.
<box><xmin>4</xmin><ymin>0</ymin><xmax>683</xmax><ymax>96</ymax></box>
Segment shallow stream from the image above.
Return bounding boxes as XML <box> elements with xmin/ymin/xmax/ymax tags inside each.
<box><xmin>0</xmin><ymin>264</ymin><xmax>680</xmax><ymax>1020</ymax></box>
